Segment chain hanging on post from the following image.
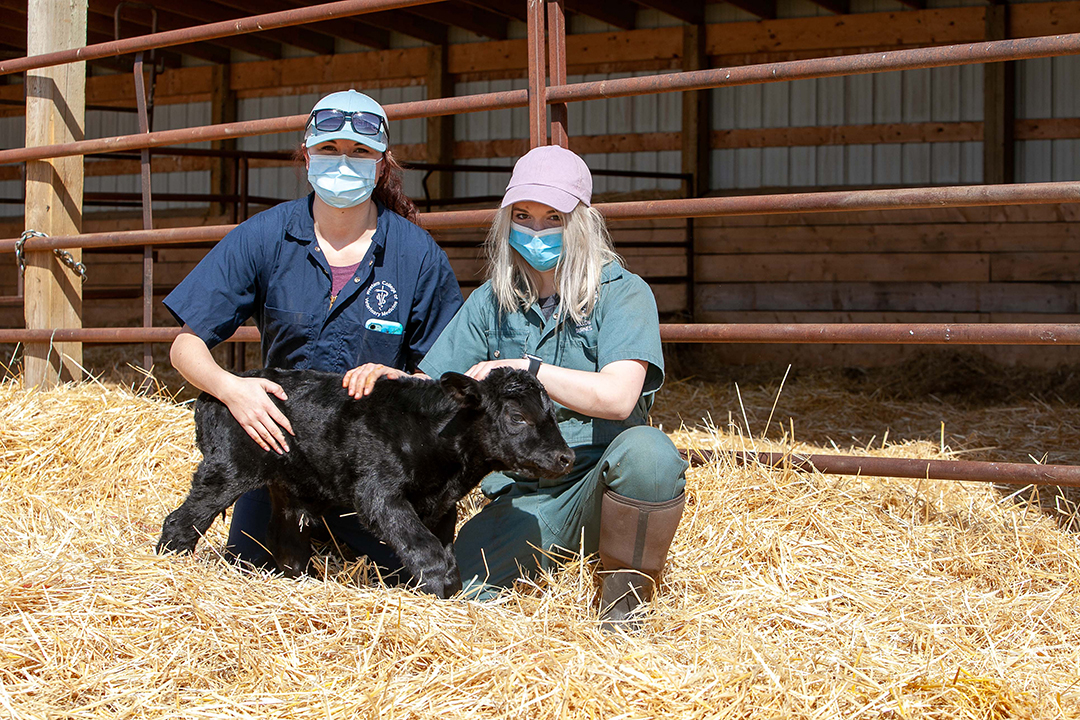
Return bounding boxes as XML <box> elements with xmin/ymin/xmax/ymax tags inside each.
<box><xmin>15</xmin><ymin>230</ymin><xmax>88</xmax><ymax>282</ymax></box>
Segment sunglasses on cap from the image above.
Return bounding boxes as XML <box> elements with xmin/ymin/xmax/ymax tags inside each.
<box><xmin>307</xmin><ymin>108</ymin><xmax>386</xmax><ymax>137</ymax></box>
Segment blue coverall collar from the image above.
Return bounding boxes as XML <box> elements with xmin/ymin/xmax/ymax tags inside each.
<box><xmin>284</xmin><ymin>192</ymin><xmax>389</xmax><ymax>250</ymax></box>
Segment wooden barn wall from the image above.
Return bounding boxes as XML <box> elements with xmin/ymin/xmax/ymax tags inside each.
<box><xmin>3</xmin><ymin>0</ymin><xmax>1080</xmax><ymax>367</ymax></box>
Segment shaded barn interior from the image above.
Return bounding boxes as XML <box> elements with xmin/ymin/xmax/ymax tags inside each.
<box><xmin>2</xmin><ymin>0</ymin><xmax>1080</xmax><ymax>368</ymax></box>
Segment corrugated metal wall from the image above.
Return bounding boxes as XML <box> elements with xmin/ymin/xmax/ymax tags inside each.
<box><xmin>1</xmin><ymin>0</ymin><xmax>1078</xmax><ymax>217</ymax></box>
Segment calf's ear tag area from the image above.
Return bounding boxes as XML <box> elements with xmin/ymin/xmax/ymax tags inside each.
<box><xmin>440</xmin><ymin>372</ymin><xmax>483</xmax><ymax>408</ymax></box>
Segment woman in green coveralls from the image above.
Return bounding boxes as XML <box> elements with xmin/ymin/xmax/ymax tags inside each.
<box><xmin>422</xmin><ymin>145</ymin><xmax>688</xmax><ymax>626</ymax></box>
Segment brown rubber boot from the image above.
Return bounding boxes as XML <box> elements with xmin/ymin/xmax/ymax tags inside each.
<box><xmin>598</xmin><ymin>490</ymin><xmax>685</xmax><ymax>632</ymax></box>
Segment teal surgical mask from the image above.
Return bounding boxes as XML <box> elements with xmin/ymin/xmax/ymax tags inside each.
<box><xmin>307</xmin><ymin>154</ymin><xmax>381</xmax><ymax>209</ymax></box>
<box><xmin>508</xmin><ymin>223</ymin><xmax>563</xmax><ymax>271</ymax></box>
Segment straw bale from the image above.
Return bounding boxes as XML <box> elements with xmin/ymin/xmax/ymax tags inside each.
<box><xmin>2</xmin><ymin>369</ymin><xmax>1079</xmax><ymax>719</ymax></box>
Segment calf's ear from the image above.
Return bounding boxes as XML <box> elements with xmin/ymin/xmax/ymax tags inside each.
<box><xmin>440</xmin><ymin>372</ymin><xmax>483</xmax><ymax>409</ymax></box>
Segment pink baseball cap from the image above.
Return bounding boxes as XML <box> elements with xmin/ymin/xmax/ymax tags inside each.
<box><xmin>501</xmin><ymin>145</ymin><xmax>592</xmax><ymax>213</ymax></box>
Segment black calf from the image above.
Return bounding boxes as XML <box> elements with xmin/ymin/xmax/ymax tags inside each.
<box><xmin>157</xmin><ymin>367</ymin><xmax>573</xmax><ymax>598</ymax></box>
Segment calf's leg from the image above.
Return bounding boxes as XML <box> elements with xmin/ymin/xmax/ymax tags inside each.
<box><xmin>360</xmin><ymin>493</ymin><xmax>461</xmax><ymax>599</ymax></box>
<box><xmin>157</xmin><ymin>461</ymin><xmax>247</xmax><ymax>554</ymax></box>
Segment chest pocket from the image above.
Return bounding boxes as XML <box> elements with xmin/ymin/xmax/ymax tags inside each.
<box><xmin>262</xmin><ymin>304</ymin><xmax>317</xmax><ymax>368</ymax></box>
<box><xmin>358</xmin><ymin>326</ymin><xmax>405</xmax><ymax>368</ymax></box>
<box><xmin>550</xmin><ymin>316</ymin><xmax>598</xmax><ymax>372</ymax></box>
<box><xmin>485</xmin><ymin>327</ymin><xmax>529</xmax><ymax>361</ymax></box>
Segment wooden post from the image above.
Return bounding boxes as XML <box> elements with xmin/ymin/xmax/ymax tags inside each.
<box><xmin>983</xmin><ymin>3</ymin><xmax>1015</xmax><ymax>185</ymax></box>
<box><xmin>210</xmin><ymin>64</ymin><xmax>237</xmax><ymax>219</ymax></box>
<box><xmin>24</xmin><ymin>0</ymin><xmax>87</xmax><ymax>387</ymax></box>
<box><xmin>682</xmin><ymin>25</ymin><xmax>710</xmax><ymax>321</ymax></box>
<box><xmin>426</xmin><ymin>44</ymin><xmax>454</xmax><ymax>202</ymax></box>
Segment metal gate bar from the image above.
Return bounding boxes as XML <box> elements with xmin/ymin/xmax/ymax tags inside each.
<box><xmin>684</xmin><ymin>450</ymin><xmax>1080</xmax><ymax>488</ymax></box>
<box><xmin>3</xmin><ymin>324</ymin><xmax>1079</xmax><ymax>346</ymax></box>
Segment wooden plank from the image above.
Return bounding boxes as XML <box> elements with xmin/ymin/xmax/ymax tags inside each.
<box><xmin>991</xmin><ymin>253</ymin><xmax>1080</xmax><ymax>282</ymax></box>
<box><xmin>696</xmin><ymin>222</ymin><xmax>1080</xmax><ymax>254</ymax></box>
<box><xmin>695</xmin><ymin>253</ymin><xmax>989</xmax><ymax>283</ymax></box>
<box><xmin>711</xmin><ymin>121</ymin><xmax>982</xmax><ymax>149</ymax></box>
<box><xmin>704</xmin><ymin>7</ymin><xmax>984</xmax><ymax>57</ymax></box>
<box><xmin>691</xmin><ymin>203</ymin><xmax>1080</xmax><ymax>226</ymax></box>
<box><xmin>1010</xmin><ymin>1</ymin><xmax>1080</xmax><ymax>39</ymax></box>
<box><xmin>695</xmin><ymin>281</ymin><xmax>1080</xmax><ymax>314</ymax></box>
<box><xmin>1015</xmin><ymin>118</ymin><xmax>1080</xmax><ymax>141</ymax></box>
<box><xmin>23</xmin><ymin>0</ymin><xmax>86</xmax><ymax>386</ymax></box>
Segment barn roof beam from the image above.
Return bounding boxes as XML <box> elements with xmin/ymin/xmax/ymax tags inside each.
<box><xmin>562</xmin><ymin>0</ymin><xmax>637</xmax><ymax>30</ymax></box>
<box><xmin>89</xmin><ymin>0</ymin><xmax>283</xmax><ymax>59</ymax></box>
<box><xmin>0</xmin><ymin>0</ymin><xmax>193</xmax><ymax>68</ymax></box>
<box><xmin>724</xmin><ymin>0</ymin><xmax>777</xmax><ymax>20</ymax></box>
<box><xmin>360</xmin><ymin>9</ymin><xmax>449</xmax><ymax>45</ymax></box>
<box><xmin>632</xmin><ymin>0</ymin><xmax>705</xmax><ymax>25</ymax></box>
<box><xmin>459</xmin><ymin>0</ymin><xmax>527</xmax><ymax>23</ymax></box>
<box><xmin>136</xmin><ymin>0</ymin><xmax>336</xmax><ymax>56</ymax></box>
<box><xmin>404</xmin><ymin>1</ymin><xmax>509</xmax><ymax>40</ymax></box>
<box><xmin>211</xmin><ymin>0</ymin><xmax>391</xmax><ymax>50</ymax></box>
<box><xmin>806</xmin><ymin>0</ymin><xmax>850</xmax><ymax>15</ymax></box>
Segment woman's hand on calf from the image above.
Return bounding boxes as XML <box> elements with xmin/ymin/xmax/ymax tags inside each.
<box><xmin>343</xmin><ymin>363</ymin><xmax>408</xmax><ymax>398</ymax></box>
<box><xmin>220</xmin><ymin>375</ymin><xmax>295</xmax><ymax>455</ymax></box>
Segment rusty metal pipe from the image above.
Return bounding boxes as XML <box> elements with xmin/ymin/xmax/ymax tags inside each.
<box><xmin>0</xmin><ymin>225</ymin><xmax>233</xmax><ymax>253</ymax></box>
<box><xmin>659</xmin><ymin>323</ymin><xmax>1080</xmax><ymax>345</ymax></box>
<box><xmin>591</xmin><ymin>182</ymin><xmax>1080</xmax><ymax>220</ymax></box>
<box><xmin>0</xmin><ymin>327</ymin><xmax>258</xmax><ymax>343</ymax></box>
<box><xmin>413</xmin><ymin>182</ymin><xmax>1080</xmax><ymax>229</ymax></box>
<box><xmin>527</xmin><ymin>0</ymin><xmax>547</xmax><ymax>148</ymax></box>
<box><xmin>0</xmin><ymin>91</ymin><xmax>529</xmax><ymax>165</ymax></box>
<box><xmin>546</xmin><ymin>33</ymin><xmax>1080</xmax><ymax>104</ymax></box>
<box><xmin>0</xmin><ymin>0</ymin><xmax>444</xmax><ymax>76</ymax></box>
<box><xmin>3</xmin><ymin>324</ymin><xmax>1079</xmax><ymax>346</ymax></box>
<box><xmin>5</xmin><ymin>181</ymin><xmax>1080</xmax><ymax>249</ymax></box>
<box><xmin>684</xmin><ymin>449</ymin><xmax>1080</xmax><ymax>487</ymax></box>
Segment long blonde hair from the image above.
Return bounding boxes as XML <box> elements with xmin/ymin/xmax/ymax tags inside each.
<box><xmin>484</xmin><ymin>203</ymin><xmax>622</xmax><ymax>324</ymax></box>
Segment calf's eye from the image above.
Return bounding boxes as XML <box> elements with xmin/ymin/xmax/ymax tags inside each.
<box><xmin>511</xmin><ymin>413</ymin><xmax>527</xmax><ymax>425</ymax></box>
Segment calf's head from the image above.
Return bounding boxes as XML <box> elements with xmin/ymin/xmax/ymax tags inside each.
<box><xmin>441</xmin><ymin>368</ymin><xmax>573</xmax><ymax>479</ymax></box>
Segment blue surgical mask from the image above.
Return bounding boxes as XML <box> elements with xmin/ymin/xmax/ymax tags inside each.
<box><xmin>508</xmin><ymin>223</ymin><xmax>563</xmax><ymax>271</ymax></box>
<box><xmin>307</xmin><ymin>154</ymin><xmax>380</xmax><ymax>209</ymax></box>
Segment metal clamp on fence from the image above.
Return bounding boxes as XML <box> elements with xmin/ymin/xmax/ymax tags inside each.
<box><xmin>15</xmin><ymin>230</ymin><xmax>88</xmax><ymax>282</ymax></box>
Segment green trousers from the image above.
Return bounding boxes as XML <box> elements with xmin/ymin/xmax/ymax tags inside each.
<box><xmin>455</xmin><ymin>425</ymin><xmax>688</xmax><ymax>599</ymax></box>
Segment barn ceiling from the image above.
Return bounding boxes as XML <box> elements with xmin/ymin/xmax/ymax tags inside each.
<box><xmin>0</xmin><ymin>0</ymin><xmax>942</xmax><ymax>74</ymax></box>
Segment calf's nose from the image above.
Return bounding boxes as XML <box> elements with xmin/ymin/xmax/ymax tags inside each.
<box><xmin>557</xmin><ymin>450</ymin><xmax>574</xmax><ymax>472</ymax></box>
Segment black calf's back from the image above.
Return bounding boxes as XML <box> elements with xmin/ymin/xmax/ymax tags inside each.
<box><xmin>158</xmin><ymin>368</ymin><xmax>572</xmax><ymax>598</ymax></box>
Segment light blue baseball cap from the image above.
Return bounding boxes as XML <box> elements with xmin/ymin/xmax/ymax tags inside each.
<box><xmin>304</xmin><ymin>90</ymin><xmax>389</xmax><ymax>152</ymax></box>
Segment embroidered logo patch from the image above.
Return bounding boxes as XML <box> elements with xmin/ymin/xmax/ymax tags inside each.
<box><xmin>365</xmin><ymin>280</ymin><xmax>399</xmax><ymax>317</ymax></box>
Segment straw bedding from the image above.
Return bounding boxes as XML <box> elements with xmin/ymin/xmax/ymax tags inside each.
<box><xmin>2</xmin><ymin>365</ymin><xmax>1079</xmax><ymax>719</ymax></box>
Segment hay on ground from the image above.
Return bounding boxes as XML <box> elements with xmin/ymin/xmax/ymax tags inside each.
<box><xmin>1</xmin><ymin>369</ymin><xmax>1079</xmax><ymax>719</ymax></box>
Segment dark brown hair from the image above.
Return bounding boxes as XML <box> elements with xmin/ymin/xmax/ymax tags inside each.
<box><xmin>293</xmin><ymin>144</ymin><xmax>419</xmax><ymax>224</ymax></box>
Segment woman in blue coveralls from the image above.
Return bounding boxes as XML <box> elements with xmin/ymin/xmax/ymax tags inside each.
<box><xmin>163</xmin><ymin>90</ymin><xmax>463</xmax><ymax>573</ymax></box>
<box><xmin>362</xmin><ymin>145</ymin><xmax>688</xmax><ymax>627</ymax></box>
